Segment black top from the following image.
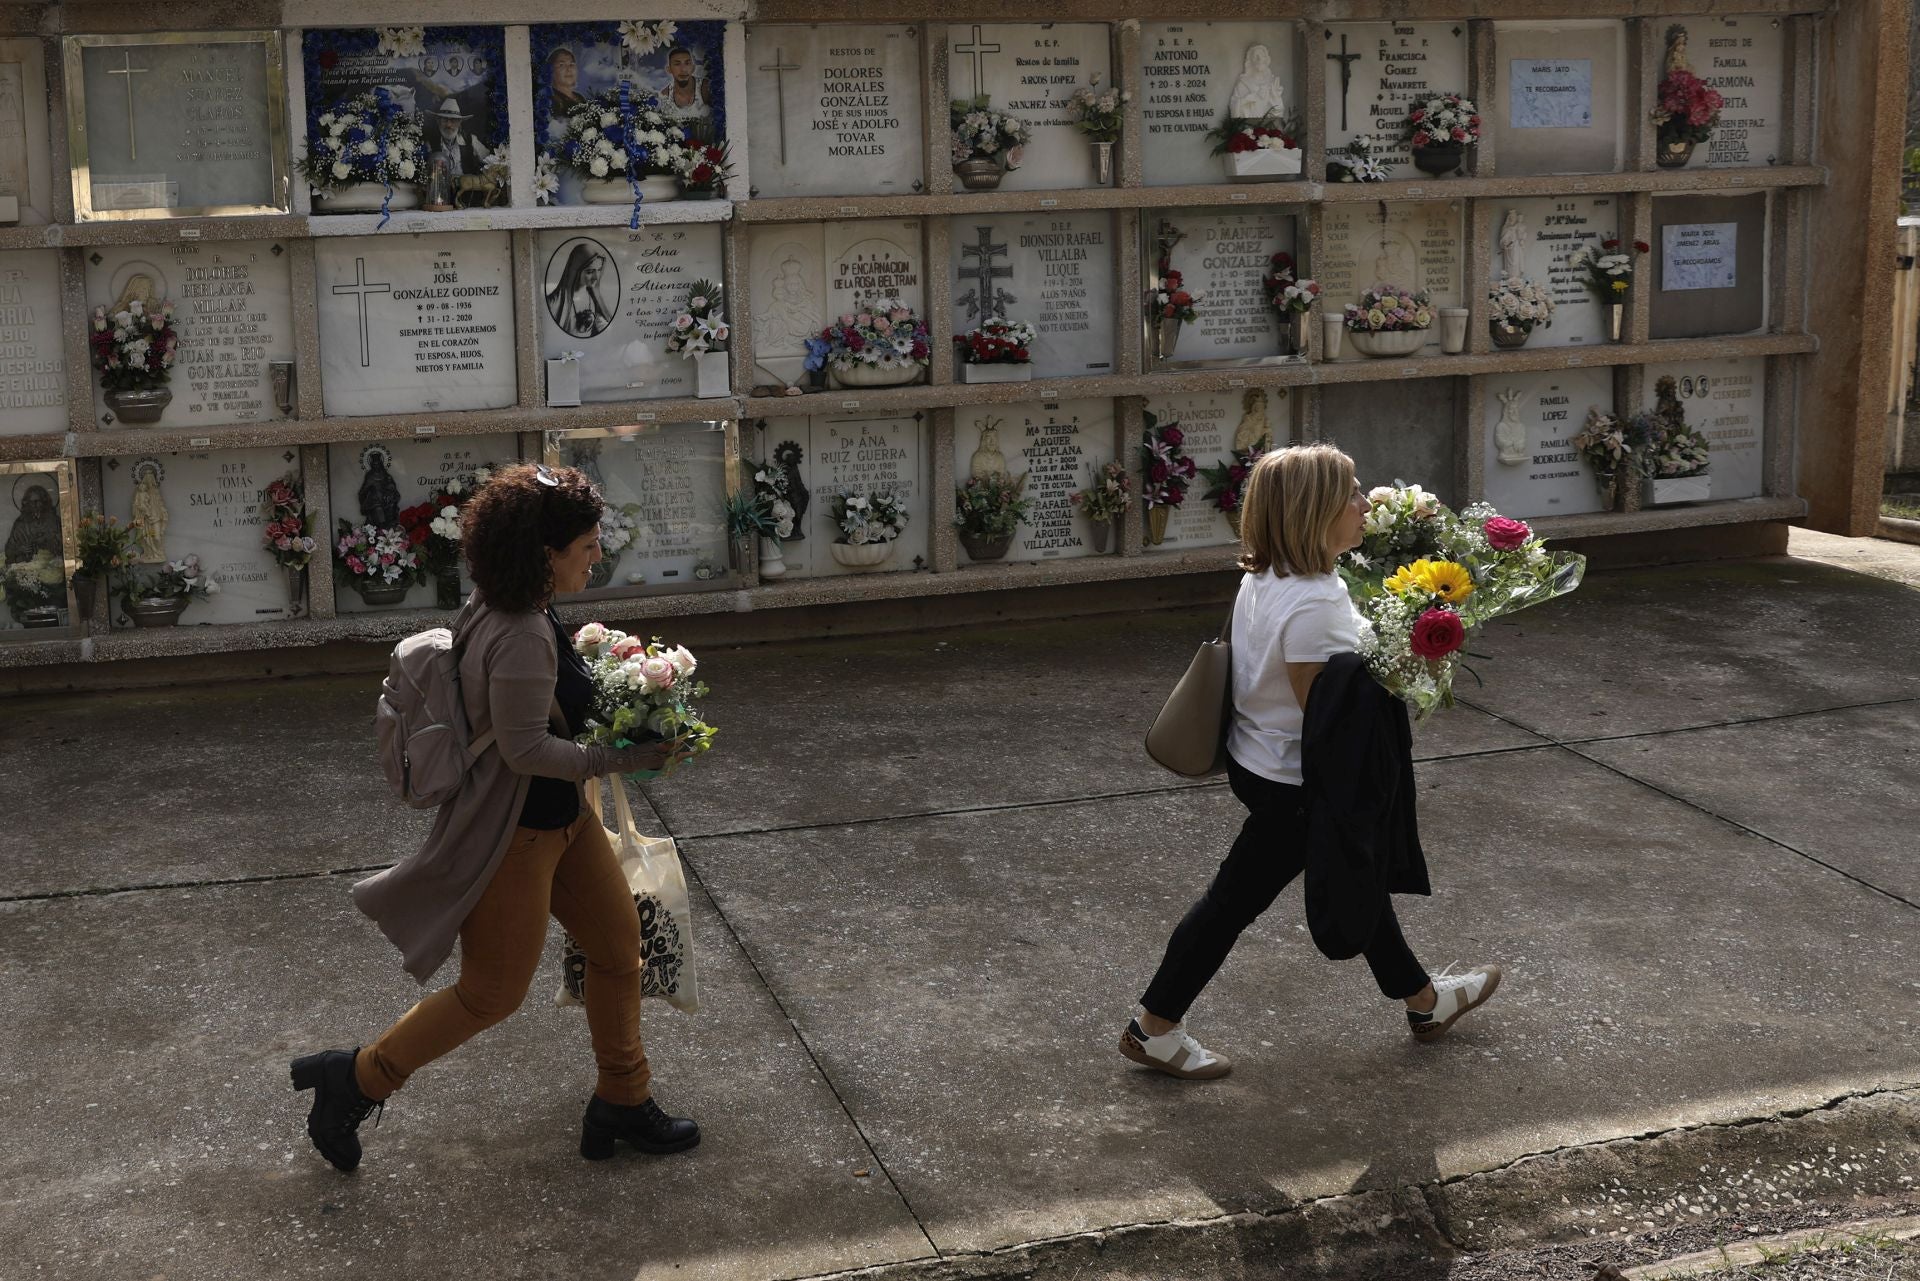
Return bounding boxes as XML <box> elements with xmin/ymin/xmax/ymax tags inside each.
<box><xmin>518</xmin><ymin>608</ymin><xmax>596</xmax><ymax>831</ymax></box>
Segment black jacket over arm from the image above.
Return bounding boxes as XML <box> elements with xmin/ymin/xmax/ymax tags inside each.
<box><xmin>1300</xmin><ymin>652</ymin><xmax>1431</xmax><ymax>961</ymax></box>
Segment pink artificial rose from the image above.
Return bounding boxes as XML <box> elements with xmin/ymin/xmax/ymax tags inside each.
<box><xmin>1484</xmin><ymin>516</ymin><xmax>1532</xmax><ymax>550</ymax></box>
<box><xmin>890</xmin><ymin>307</ymin><xmax>911</xmax><ymax>323</ymax></box>
<box><xmin>610</xmin><ymin>636</ymin><xmax>646</xmax><ymax>660</ymax></box>
<box><xmin>838</xmin><ymin>313</ymin><xmax>856</xmax><ymax>327</ymax></box>
<box><xmin>347</xmin><ymin>555</ymin><xmax>365</xmax><ymax>574</ymax></box>
<box><xmin>874</xmin><ymin>318</ymin><xmax>894</xmax><ymax>335</ymax></box>
<box><xmin>639</xmin><ymin>655</ymin><xmax>676</xmax><ymax>689</ymax></box>
<box><xmin>855</xmin><ymin>312</ymin><xmax>874</xmax><ymax>327</ymax></box>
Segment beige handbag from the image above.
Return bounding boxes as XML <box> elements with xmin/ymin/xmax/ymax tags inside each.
<box><xmin>1143</xmin><ymin>599</ymin><xmax>1237</xmax><ymax>778</ymax></box>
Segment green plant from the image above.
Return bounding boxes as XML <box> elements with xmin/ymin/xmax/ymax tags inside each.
<box><xmin>723</xmin><ymin>487</ymin><xmax>773</xmax><ymax>541</ymax></box>
<box><xmin>954</xmin><ymin>473</ymin><xmax>1030</xmax><ymax>539</ymax></box>
<box><xmin>75</xmin><ymin>512</ymin><xmax>142</xmax><ymax>578</ymax></box>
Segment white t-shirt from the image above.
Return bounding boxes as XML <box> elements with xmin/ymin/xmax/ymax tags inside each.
<box><xmin>1225</xmin><ymin>568</ymin><xmax>1362</xmax><ymax>785</ymax></box>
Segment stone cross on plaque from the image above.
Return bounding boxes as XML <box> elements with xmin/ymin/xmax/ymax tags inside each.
<box><xmin>1326</xmin><ymin>33</ymin><xmax>1361</xmax><ymax>131</ymax></box>
<box><xmin>757</xmin><ymin>46</ymin><xmax>800</xmax><ymax>163</ymax></box>
<box><xmin>956</xmin><ymin>224</ymin><xmax>1014</xmax><ymax>321</ymax></box>
<box><xmin>105</xmin><ymin>50</ymin><xmax>149</xmax><ymax>161</ymax></box>
<box><xmin>331</xmin><ymin>256</ymin><xmax>391</xmax><ymax>368</ymax></box>
<box><xmin>953</xmin><ymin>25</ymin><xmax>1002</xmax><ymax>100</ymax></box>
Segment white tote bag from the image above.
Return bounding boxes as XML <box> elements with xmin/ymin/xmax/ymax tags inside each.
<box><xmin>555</xmin><ymin>776</ymin><xmax>701</xmax><ymax>1014</ymax></box>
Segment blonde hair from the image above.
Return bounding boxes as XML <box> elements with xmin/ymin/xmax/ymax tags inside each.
<box><xmin>1237</xmin><ymin>443</ymin><xmax>1355</xmax><ymax>577</ymax></box>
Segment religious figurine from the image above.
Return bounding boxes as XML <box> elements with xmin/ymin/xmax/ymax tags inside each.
<box><xmin>970</xmin><ymin>418</ymin><xmax>1010</xmax><ymax>480</ymax></box>
<box><xmin>568</xmin><ymin>442</ymin><xmax>606</xmax><ymax>491</ymax></box>
<box><xmin>1499</xmin><ymin>209</ymin><xmax>1530</xmax><ymax>283</ymax></box>
<box><xmin>110</xmin><ymin>273</ymin><xmax>161</xmax><ymax>320</ymax></box>
<box><xmin>358</xmin><ymin>447</ymin><xmax>402</xmax><ymax>528</ymax></box>
<box><xmin>5</xmin><ymin>477</ymin><xmax>62</xmax><ymax>565</ymax></box>
<box><xmin>423</xmin><ymin>153</ymin><xmax>456</xmax><ymax>212</ymax></box>
<box><xmin>1663</xmin><ymin>24</ymin><xmax>1692</xmax><ymax>74</ymax></box>
<box><xmin>1228</xmin><ymin>45</ymin><xmax>1288</xmax><ymax>122</ymax></box>
<box><xmin>1495</xmin><ymin>388</ymin><xmax>1529</xmax><ymax>466</ymax></box>
<box><xmin>1231</xmin><ymin>389</ymin><xmax>1272</xmax><ymax>454</ymax></box>
<box><xmin>129</xmin><ymin>461</ymin><xmax>169</xmax><ymax>561</ymax></box>
<box><xmin>773</xmin><ymin>440</ymin><xmax>810</xmax><ymax>541</ymax></box>
<box><xmin>755</xmin><ymin>253</ymin><xmax>819</xmax><ymax>361</ymax></box>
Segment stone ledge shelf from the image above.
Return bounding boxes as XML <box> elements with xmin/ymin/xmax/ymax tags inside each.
<box><xmin>752</xmin><ymin>0</ymin><xmax>1825</xmax><ymax>19</ymax></box>
<box><xmin>1532</xmin><ymin>495</ymin><xmax>1808</xmax><ymax>541</ymax></box>
<box><xmin>300</xmin><ymin>199</ymin><xmax>736</xmax><ymax>237</ymax></box>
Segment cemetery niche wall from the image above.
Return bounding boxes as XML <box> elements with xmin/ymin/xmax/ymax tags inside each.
<box><xmin>0</xmin><ymin>5</ymin><xmax>1848</xmax><ymax>666</ymax></box>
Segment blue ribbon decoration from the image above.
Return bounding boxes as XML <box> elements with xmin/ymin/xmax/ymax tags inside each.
<box><xmin>372</xmin><ymin>86</ymin><xmax>397</xmax><ymax>230</ymax></box>
<box><xmin>618</xmin><ymin>81</ymin><xmax>643</xmax><ymax>230</ymax></box>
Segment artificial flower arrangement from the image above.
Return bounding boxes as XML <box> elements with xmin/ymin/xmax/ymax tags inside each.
<box><xmin>617</xmin><ymin>19</ymin><xmax>679</xmax><ymax>56</ymax></box>
<box><xmin>1340</xmin><ymin>483</ymin><xmax>1585</xmax><ymax>720</ymax></box>
<box><xmin>1405</xmin><ymin>94</ymin><xmax>1481</xmax><ymax>153</ymax></box>
<box><xmin>90</xmin><ymin>298</ymin><xmax>177</xmax><ymax>394</ymax></box>
<box><xmin>4</xmin><ymin>550</ymin><xmax>65</xmax><ymax>622</ymax></box>
<box><xmin>1343</xmin><ymin>284</ymin><xmax>1433</xmax><ymax>361</ymax></box>
<box><xmin>1148</xmin><ymin>270</ymin><xmax>1203</xmax><ymax>325</ymax></box>
<box><xmin>123</xmin><ymin>554</ymin><xmax>221</xmax><ymax>608</ymax></box>
<box><xmin>399</xmin><ymin>466</ymin><xmax>492</xmax><ymax>584</ymax></box>
<box><xmin>950</xmin><ymin>96</ymin><xmax>1032</xmax><ymax>187</ymax></box>
<box><xmin>597</xmin><ymin>504</ymin><xmax>639</xmax><ymax>555</ymax></box>
<box><xmin>1572</xmin><ymin>407</ymin><xmax>1657</xmax><ymax>511</ymax></box>
<box><xmin>664</xmin><ymin>280</ymin><xmax>730</xmax><ymax>357</ymax></box>
<box><xmin>532</xmin><ymin>152</ymin><xmax>562</xmax><ymax>206</ymax></box>
<box><xmin>1263</xmin><ymin>252</ymin><xmax>1322</xmax><ymax>315</ymax></box>
<box><xmin>1067</xmin><ymin>76</ymin><xmax>1127</xmax><ymax>144</ymax></box>
<box><xmin>75</xmin><ymin>512</ymin><xmax>143</xmax><ymax>582</ymax></box>
<box><xmin>1069</xmin><ymin>460</ymin><xmax>1133</xmax><ymax>524</ymax></box>
<box><xmin>570</xmin><ymin>622</ymin><xmax>717</xmax><ymax>777</ymax></box>
<box><xmin>1140</xmin><ymin>413</ymin><xmax>1196</xmax><ymax>510</ymax></box>
<box><xmin>552</xmin><ymin>87</ymin><xmax>689</xmax><ymax>184</ymax></box>
<box><xmin>815</xmin><ymin>300</ymin><xmax>931</xmax><ymax>383</ymax></box>
<box><xmin>1207</xmin><ymin>113</ymin><xmax>1303</xmax><ymax>179</ymax></box>
<box><xmin>1326</xmin><ymin>136</ymin><xmax>1390</xmax><ymax>183</ymax></box>
<box><xmin>300</xmin><ymin>89</ymin><xmax>425</xmax><ymax>199</ymax></box>
<box><xmin>334</xmin><ymin>521</ymin><xmax>421</xmax><ymax>591</ymax></box>
<box><xmin>1488</xmin><ymin>276</ymin><xmax>1555</xmax><ymax>345</ymax></box>
<box><xmin>752</xmin><ymin>458</ymin><xmax>799</xmax><ymax>540</ymax></box>
<box><xmin>260</xmin><ymin>475</ymin><xmax>318</xmax><ymax>571</ymax></box>
<box><xmin>1569</xmin><ymin>238</ymin><xmax>1651</xmax><ymax>302</ymax></box>
<box><xmin>675</xmin><ymin>141</ymin><xmax>733</xmax><ymax>197</ymax></box>
<box><xmin>1640</xmin><ymin>375</ymin><xmax>1713</xmax><ymax>503</ymax></box>
<box><xmin>955</xmin><ymin>316</ymin><xmax>1035</xmax><ymax>364</ymax></box>
<box><xmin>1199</xmin><ymin>442</ymin><xmax>1268</xmax><ymax>534</ymax></box>
<box><xmin>1653</xmin><ymin>32</ymin><xmax>1725</xmax><ymax>161</ymax></box>
<box><xmin>954</xmin><ymin>473</ymin><xmax>1031</xmax><ymax>559</ymax></box>
<box><xmin>830</xmin><ymin>491</ymin><xmax>908</xmax><ymax>546</ymax></box>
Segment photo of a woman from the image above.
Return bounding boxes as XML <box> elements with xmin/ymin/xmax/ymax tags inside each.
<box><xmin>547</xmin><ymin>47</ymin><xmax>587</xmax><ymax>120</ymax></box>
<box><xmin>545</xmin><ymin>239</ymin><xmax>619</xmax><ymax>339</ymax></box>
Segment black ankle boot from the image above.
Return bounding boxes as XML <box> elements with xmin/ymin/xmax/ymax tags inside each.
<box><xmin>291</xmin><ymin>1048</ymin><xmax>383</xmax><ymax>1173</ymax></box>
<box><xmin>580</xmin><ymin>1094</ymin><xmax>700</xmax><ymax>1159</ymax></box>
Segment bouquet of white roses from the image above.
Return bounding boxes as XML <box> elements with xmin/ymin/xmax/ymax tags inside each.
<box><xmin>571</xmin><ymin>624</ymin><xmax>718</xmax><ymax>773</ymax></box>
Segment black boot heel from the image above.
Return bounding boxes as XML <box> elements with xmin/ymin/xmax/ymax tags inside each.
<box><xmin>289</xmin><ymin>1047</ymin><xmax>381</xmax><ymax>1173</ymax></box>
<box><xmin>580</xmin><ymin>1117</ymin><xmax>619</xmax><ymax>1161</ymax></box>
<box><xmin>290</xmin><ymin>1054</ymin><xmax>326</xmax><ymax>1092</ymax></box>
<box><xmin>579</xmin><ymin>1094</ymin><xmax>700</xmax><ymax>1159</ymax></box>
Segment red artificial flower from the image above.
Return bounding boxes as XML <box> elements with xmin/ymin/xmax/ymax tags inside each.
<box><xmin>1270</xmin><ymin>252</ymin><xmax>1294</xmax><ymax>270</ymax></box>
<box><xmin>1150</xmin><ymin>461</ymin><xmax>1170</xmax><ymax>483</ymax></box>
<box><xmin>1410</xmin><ymin>608</ymin><xmax>1466</xmax><ymax>660</ymax></box>
<box><xmin>911</xmin><ymin>340</ymin><xmax>928</xmax><ymax>359</ymax></box>
<box><xmin>1163</xmin><ymin>270</ymin><xmax>1183</xmax><ymax>288</ymax></box>
<box><xmin>1170</xmin><ymin>290</ymin><xmax>1193</xmax><ymax>307</ymax></box>
<box><xmin>1409</xmin><ymin>108</ymin><xmax>1426</xmax><ymax>123</ymax></box>
<box><xmin>1412</xmin><ymin>131</ymin><xmax>1431</xmax><ymax>147</ymax></box>
<box><xmin>408</xmin><ymin>526</ymin><xmax>429</xmax><ymax>547</ymax></box>
<box><xmin>1483</xmin><ymin>515</ymin><xmax>1532</xmax><ymax>551</ymax></box>
<box><xmin>1161</xmin><ymin>425</ymin><xmax>1184</xmax><ymax>447</ymax></box>
<box><xmin>847</xmin><ymin>333</ymin><xmax>865</xmax><ymax>351</ymax></box>
<box><xmin>1227</xmin><ymin>133</ymin><xmax>1256</xmax><ymax>153</ymax></box>
<box><xmin>1633</xmin><ymin>240</ymin><xmax>1651</xmax><ymax>253</ymax></box>
<box><xmin>318</xmin><ymin>48</ymin><xmax>340</xmax><ymax>70</ymax></box>
<box><xmin>1468</xmin><ymin>114</ymin><xmax>1481</xmax><ymax>126</ymax></box>
<box><xmin>1450</xmin><ymin>126</ymin><xmax>1468</xmax><ymax>142</ymax></box>
<box><xmin>1161</xmin><ymin>303</ymin><xmax>1177</xmax><ymax>318</ymax></box>
<box><xmin>1602</xmin><ymin>238</ymin><xmax>1620</xmax><ymax>250</ymax></box>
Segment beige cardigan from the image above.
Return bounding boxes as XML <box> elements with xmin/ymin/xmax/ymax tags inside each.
<box><xmin>353</xmin><ymin>596</ymin><xmax>633</xmax><ymax>983</ymax></box>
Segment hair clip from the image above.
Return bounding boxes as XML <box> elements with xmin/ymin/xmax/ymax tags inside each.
<box><xmin>534</xmin><ymin>463</ymin><xmax>560</xmax><ymax>487</ymax></box>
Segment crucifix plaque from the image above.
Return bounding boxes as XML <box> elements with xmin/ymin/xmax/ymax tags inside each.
<box><xmin>949</xmin><ymin>23</ymin><xmax>1109</xmax><ymax>191</ymax></box>
<box><xmin>1321</xmin><ymin>23</ymin><xmax>1468</xmax><ymax>180</ymax></box>
<box><xmin>950</xmin><ymin>211</ymin><xmax>1114</xmax><ymax>379</ymax></box>
<box><xmin>745</xmin><ymin>25</ymin><xmax>924</xmax><ymax>198</ymax></box>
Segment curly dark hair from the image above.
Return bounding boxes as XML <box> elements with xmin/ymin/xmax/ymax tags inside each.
<box><xmin>461</xmin><ymin>463</ymin><xmax>603</xmax><ymax>613</ymax></box>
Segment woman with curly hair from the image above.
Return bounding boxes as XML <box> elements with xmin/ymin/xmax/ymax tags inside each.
<box><xmin>292</xmin><ymin>463</ymin><xmax>698</xmax><ymax>1172</ymax></box>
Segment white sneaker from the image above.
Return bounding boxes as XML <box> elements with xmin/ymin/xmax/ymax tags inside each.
<box><xmin>1118</xmin><ymin>1017</ymin><xmax>1233</xmax><ymax>1080</ymax></box>
<box><xmin>1407</xmin><ymin>963</ymin><xmax>1502</xmax><ymax>1041</ymax></box>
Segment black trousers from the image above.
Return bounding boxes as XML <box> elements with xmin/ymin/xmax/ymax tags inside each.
<box><xmin>1140</xmin><ymin>756</ymin><xmax>1431</xmax><ymax>1023</ymax></box>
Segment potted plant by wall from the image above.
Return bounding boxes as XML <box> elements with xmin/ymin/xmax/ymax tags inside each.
<box><xmin>665</xmin><ymin>280</ymin><xmax>732</xmax><ymax>398</ymax></box>
<box><xmin>1651</xmin><ymin>26</ymin><xmax>1725</xmax><ymax>168</ymax></box>
<box><xmin>1404</xmin><ymin>93</ymin><xmax>1480</xmax><ymax>176</ymax></box>
<box><xmin>1568</xmin><ymin>237</ymin><xmax>1649</xmax><ymax>342</ymax></box>
<box><xmin>1262</xmin><ymin>253</ymin><xmax>1320</xmax><ymax>357</ymax></box>
<box><xmin>552</xmin><ymin>87</ymin><xmax>690</xmax><ymax>220</ymax></box>
<box><xmin>955</xmin><ymin>316</ymin><xmax>1036</xmax><ymax>383</ymax></box>
<box><xmin>954</xmin><ymin>472</ymin><xmax>1029</xmax><ymax>562</ymax></box>
<box><xmin>259</xmin><ymin>475</ymin><xmax>317</xmax><ymax>618</ymax></box>
<box><xmin>4</xmin><ymin>550</ymin><xmax>67</xmax><ymax>629</ymax></box>
<box><xmin>120</xmin><ymin>554</ymin><xmax>218</xmax><ymax>628</ymax></box>
<box><xmin>1200</xmin><ymin>441</ymin><xmax>1267</xmax><ymax>540</ymax></box>
<box><xmin>950</xmin><ymin>96</ymin><xmax>1031</xmax><ymax>191</ymax></box>
<box><xmin>301</xmin><ymin>88</ymin><xmax>425</xmax><ymax>218</ymax></box>
<box><xmin>74</xmin><ymin>511</ymin><xmax>142</xmax><ymax>620</ymax></box>
<box><xmin>1067</xmin><ymin>76</ymin><xmax>1127</xmax><ymax>185</ymax></box>
<box><xmin>89</xmin><ymin>297</ymin><xmax>178</xmax><ymax>425</ymax></box>
<box><xmin>1069</xmin><ymin>460</ymin><xmax>1131</xmax><ymax>554</ymax></box>
<box><xmin>334</xmin><ymin>521</ymin><xmax>420</xmax><ymax>607</ymax></box>
<box><xmin>819</xmin><ymin>301</ymin><xmax>931</xmax><ymax>389</ymax></box>
<box><xmin>675</xmin><ymin>140</ymin><xmax>733</xmax><ymax>200</ymax></box>
<box><xmin>1488</xmin><ymin>276</ymin><xmax>1555</xmax><ymax>349</ymax></box>
<box><xmin>1139</xmin><ymin>412</ymin><xmax>1195</xmax><ymax>545</ymax></box>
<box><xmin>1208</xmin><ymin>114</ymin><xmax>1303</xmax><ymax>182</ymax></box>
<box><xmin>829</xmin><ymin>491</ymin><xmax>908</xmax><ymax>569</ymax></box>
<box><xmin>1343</xmin><ymin>284</ymin><xmax>1433</xmax><ymax>358</ymax></box>
<box><xmin>722</xmin><ymin>486</ymin><xmax>772</xmax><ymax>575</ymax></box>
<box><xmin>1642</xmin><ymin>376</ymin><xmax>1713</xmax><ymax>504</ymax></box>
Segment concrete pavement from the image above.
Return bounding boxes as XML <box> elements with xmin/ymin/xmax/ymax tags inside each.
<box><xmin>1</xmin><ymin>528</ymin><xmax>1916</xmax><ymax>1280</ymax></box>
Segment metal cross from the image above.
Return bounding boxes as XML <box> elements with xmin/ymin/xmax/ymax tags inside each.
<box><xmin>757</xmin><ymin>46</ymin><xmax>800</xmax><ymax>164</ymax></box>
<box><xmin>105</xmin><ymin>50</ymin><xmax>149</xmax><ymax>161</ymax></box>
<box><xmin>330</xmin><ymin>257</ymin><xmax>392</xmax><ymax>369</ymax></box>
<box><xmin>953</xmin><ymin>26</ymin><xmax>1002</xmax><ymax>101</ymax></box>
<box><xmin>956</xmin><ymin>224</ymin><xmax>1014</xmax><ymax>321</ymax></box>
<box><xmin>1326</xmin><ymin>34</ymin><xmax>1363</xmax><ymax>133</ymax></box>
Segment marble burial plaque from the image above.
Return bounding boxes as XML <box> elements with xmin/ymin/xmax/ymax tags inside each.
<box><xmin>0</xmin><ymin>467</ymin><xmax>68</xmax><ymax>631</ymax></box>
<box><xmin>1487</xmin><ymin>196</ymin><xmax>1618</xmax><ymax>348</ymax></box>
<box><xmin>315</xmin><ymin>232</ymin><xmax>516</xmax><ymax>416</ymax></box>
<box><xmin>1319</xmin><ymin>201</ymin><xmax>1463</xmax><ymax>360</ymax></box>
<box><xmin>955</xmin><ymin>399</ymin><xmax>1112</xmax><ymax>562</ymax></box>
<box><xmin>537</xmin><ymin>225</ymin><xmax>725</xmax><ymax>403</ymax></box>
<box><xmin>747</xmin><ymin>25</ymin><xmax>923</xmax><ymax>198</ymax></box>
<box><xmin>75</xmin><ymin>36</ymin><xmax>283</xmax><ymax>214</ymax></box>
<box><xmin>0</xmin><ymin>250</ymin><xmax>68</xmax><ymax>436</ymax></box>
<box><xmin>1317</xmin><ymin>380</ymin><xmax>1462</xmax><ymax>508</ymax></box>
<box><xmin>0</xmin><ymin>38</ymin><xmax>54</xmax><ymax>224</ymax></box>
<box><xmin>1140</xmin><ymin>23</ymin><xmax>1298</xmax><ymax>188</ymax></box>
<box><xmin>1322</xmin><ymin>23</ymin><xmax>1469</xmax><ymax>181</ymax></box>
<box><xmin>1651</xmin><ymin>193</ymin><xmax>1767</xmax><ymax>339</ymax></box>
<box><xmin>328</xmin><ymin>435</ymin><xmax>520</xmax><ymax>612</ymax></box>
<box><xmin>1684</xmin><ymin>17</ymin><xmax>1786</xmax><ymax>169</ymax></box>
<box><xmin>747</xmin><ymin>219</ymin><xmax>925</xmax><ymax>387</ymax></box>
<box><xmin>948</xmin><ymin>23</ymin><xmax>1110</xmax><ymax>192</ymax></box>
<box><xmin>557</xmin><ymin>427</ymin><xmax>731</xmax><ymax>594</ymax></box>
<box><xmin>1642</xmin><ymin>356</ymin><xmax>1766</xmax><ymax>500</ymax></box>
<box><xmin>1144</xmin><ymin>388</ymin><xmax>1290</xmax><ymax>549</ymax></box>
<box><xmin>1481</xmin><ymin>367</ymin><xmax>1614</xmax><ymax>519</ymax></box>
<box><xmin>101</xmin><ymin>447</ymin><xmax>295</xmax><ymax>624</ymax></box>
<box><xmin>751</xmin><ymin>415</ymin><xmax>929</xmax><ymax>578</ymax></box>
<box><xmin>1154</xmin><ymin>208</ymin><xmax>1297</xmax><ymax>363</ymax></box>
<box><xmin>1488</xmin><ymin>22</ymin><xmax>1624</xmax><ymax>176</ymax></box>
<box><xmin>950</xmin><ymin>212</ymin><xmax>1114</xmax><ymax>379</ymax></box>
<box><xmin>86</xmin><ymin>241</ymin><xmax>294</xmax><ymax>428</ymax></box>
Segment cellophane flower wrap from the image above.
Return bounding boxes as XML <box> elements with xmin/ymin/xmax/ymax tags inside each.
<box><xmin>571</xmin><ymin>624</ymin><xmax>718</xmax><ymax>773</ymax></box>
<box><xmin>1340</xmin><ymin>483</ymin><xmax>1585</xmax><ymax>720</ymax></box>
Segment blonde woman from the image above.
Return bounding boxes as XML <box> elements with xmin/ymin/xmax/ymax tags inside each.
<box><xmin>1121</xmin><ymin>444</ymin><xmax>1499</xmax><ymax>1080</ymax></box>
